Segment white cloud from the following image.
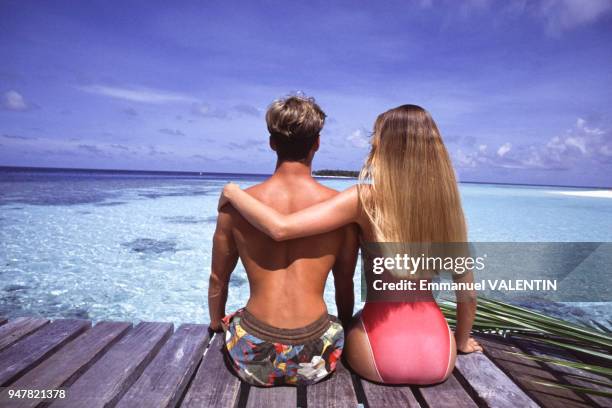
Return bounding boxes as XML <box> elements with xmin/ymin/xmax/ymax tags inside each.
<box><xmin>233</xmin><ymin>104</ymin><xmax>261</xmax><ymax>117</ymax></box>
<box><xmin>2</xmin><ymin>90</ymin><xmax>29</xmax><ymax>111</ymax></box>
<box><xmin>541</xmin><ymin>118</ymin><xmax>608</xmax><ymax>162</ymax></box>
<box><xmin>576</xmin><ymin>117</ymin><xmax>604</xmax><ymax>135</ymax></box>
<box><xmin>600</xmin><ymin>145</ymin><xmax>612</xmax><ymax>158</ymax></box>
<box><xmin>191</xmin><ymin>103</ymin><xmax>228</xmax><ymax>119</ymax></box>
<box><xmin>535</xmin><ymin>0</ymin><xmax>612</xmax><ymax>35</ymax></box>
<box><xmin>434</xmin><ymin>0</ymin><xmax>612</xmax><ymax>35</ymax></box>
<box><xmin>497</xmin><ymin>142</ymin><xmax>512</xmax><ymax>157</ymax></box>
<box><xmin>455</xmin><ymin>148</ymin><xmax>477</xmax><ymax>168</ymax></box>
<box><xmin>79</xmin><ymin>85</ymin><xmax>198</xmax><ymax>104</ymax></box>
<box><xmin>453</xmin><ymin>118</ymin><xmax>612</xmax><ymax>170</ymax></box>
<box><xmin>565</xmin><ymin>136</ymin><xmax>587</xmax><ymax>154</ymax></box>
<box><xmin>347</xmin><ymin>128</ymin><xmax>369</xmax><ymax>148</ymax></box>
<box><xmin>158</xmin><ymin>128</ymin><xmax>186</xmax><ymax>136</ymax></box>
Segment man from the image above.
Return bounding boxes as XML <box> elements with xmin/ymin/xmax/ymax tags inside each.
<box><xmin>209</xmin><ymin>95</ymin><xmax>358</xmax><ymax>387</ymax></box>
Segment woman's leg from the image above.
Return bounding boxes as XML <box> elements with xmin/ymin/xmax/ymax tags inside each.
<box><xmin>439</xmin><ymin>325</ymin><xmax>457</xmax><ymax>382</ymax></box>
<box><xmin>343</xmin><ymin>311</ymin><xmax>383</xmax><ymax>383</ymax></box>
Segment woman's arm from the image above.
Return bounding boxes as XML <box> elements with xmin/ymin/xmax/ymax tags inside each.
<box><xmin>453</xmin><ymin>270</ymin><xmax>483</xmax><ymax>353</ymax></box>
<box><xmin>219</xmin><ymin>183</ymin><xmax>360</xmax><ymax>241</ymax></box>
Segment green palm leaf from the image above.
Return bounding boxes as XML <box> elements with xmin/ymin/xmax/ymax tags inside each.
<box><xmin>506</xmin><ymin>351</ymin><xmax>612</xmax><ymax>377</ymax></box>
<box><xmin>532</xmin><ymin>381</ymin><xmax>612</xmax><ymax>398</ymax></box>
<box><xmin>440</xmin><ymin>297</ymin><xmax>612</xmax><ymax>398</ymax></box>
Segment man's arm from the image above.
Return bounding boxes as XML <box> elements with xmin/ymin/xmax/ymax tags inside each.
<box><xmin>208</xmin><ymin>207</ymin><xmax>239</xmax><ymax>332</ymax></box>
<box><xmin>332</xmin><ymin>223</ymin><xmax>359</xmax><ymax>328</ymax></box>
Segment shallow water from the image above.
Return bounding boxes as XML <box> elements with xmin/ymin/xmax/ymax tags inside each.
<box><xmin>1</xmin><ymin>168</ymin><xmax>611</xmax><ymax>326</ymax></box>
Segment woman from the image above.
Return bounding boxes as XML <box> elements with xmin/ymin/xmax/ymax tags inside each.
<box><xmin>219</xmin><ymin>104</ymin><xmax>482</xmax><ymax>385</ymax></box>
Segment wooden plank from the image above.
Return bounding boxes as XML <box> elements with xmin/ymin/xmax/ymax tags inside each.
<box><xmin>360</xmin><ymin>380</ymin><xmax>421</xmax><ymax>408</ymax></box>
<box><xmin>116</xmin><ymin>324</ymin><xmax>209</xmax><ymax>408</ymax></box>
<box><xmin>0</xmin><ymin>319</ymin><xmax>90</xmax><ymax>386</ymax></box>
<box><xmin>307</xmin><ymin>361</ymin><xmax>358</xmax><ymax>408</ymax></box>
<box><xmin>0</xmin><ymin>317</ymin><xmax>49</xmax><ymax>352</ymax></box>
<box><xmin>246</xmin><ymin>386</ymin><xmax>296</xmax><ymax>408</ymax></box>
<box><xmin>477</xmin><ymin>335</ymin><xmax>593</xmax><ymax>408</ymax></box>
<box><xmin>512</xmin><ymin>336</ymin><xmax>612</xmax><ymax>408</ymax></box>
<box><xmin>418</xmin><ymin>373</ymin><xmax>477</xmax><ymax>408</ymax></box>
<box><xmin>455</xmin><ymin>345</ymin><xmax>539</xmax><ymax>408</ymax></box>
<box><xmin>0</xmin><ymin>321</ymin><xmax>131</xmax><ymax>408</ymax></box>
<box><xmin>181</xmin><ymin>333</ymin><xmax>241</xmax><ymax>408</ymax></box>
<box><xmin>49</xmin><ymin>321</ymin><xmax>173</xmax><ymax>408</ymax></box>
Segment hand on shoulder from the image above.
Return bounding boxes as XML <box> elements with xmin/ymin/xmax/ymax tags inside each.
<box><xmin>218</xmin><ymin>182</ymin><xmax>240</xmax><ymax>211</ymax></box>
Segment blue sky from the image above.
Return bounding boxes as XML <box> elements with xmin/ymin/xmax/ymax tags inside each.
<box><xmin>1</xmin><ymin>1</ymin><xmax>611</xmax><ymax>186</ymax></box>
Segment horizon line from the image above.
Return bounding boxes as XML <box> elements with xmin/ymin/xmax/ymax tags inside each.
<box><xmin>0</xmin><ymin>164</ymin><xmax>610</xmax><ymax>190</ymax></box>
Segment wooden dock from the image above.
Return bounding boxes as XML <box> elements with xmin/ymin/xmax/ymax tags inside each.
<box><xmin>0</xmin><ymin>317</ymin><xmax>609</xmax><ymax>407</ymax></box>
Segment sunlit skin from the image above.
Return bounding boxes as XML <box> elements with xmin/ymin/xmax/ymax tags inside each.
<box><xmin>208</xmin><ymin>140</ymin><xmax>359</xmax><ymax>332</ymax></box>
<box><xmin>218</xmin><ymin>104</ymin><xmax>483</xmax><ymax>383</ymax></box>
<box><xmin>219</xmin><ymin>183</ymin><xmax>482</xmax><ymax>380</ymax></box>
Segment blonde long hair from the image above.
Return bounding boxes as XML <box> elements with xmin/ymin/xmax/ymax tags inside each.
<box><xmin>358</xmin><ymin>105</ymin><xmax>467</xmax><ymax>244</ymax></box>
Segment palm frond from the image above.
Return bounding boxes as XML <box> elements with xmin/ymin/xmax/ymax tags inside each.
<box><xmin>441</xmin><ymin>297</ymin><xmax>612</xmax><ymax>398</ymax></box>
<box><xmin>505</xmin><ymin>351</ymin><xmax>612</xmax><ymax>377</ymax></box>
<box><xmin>532</xmin><ymin>381</ymin><xmax>612</xmax><ymax>398</ymax></box>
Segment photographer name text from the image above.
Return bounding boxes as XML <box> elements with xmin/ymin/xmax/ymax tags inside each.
<box><xmin>372</xmin><ymin>279</ymin><xmax>557</xmax><ymax>292</ymax></box>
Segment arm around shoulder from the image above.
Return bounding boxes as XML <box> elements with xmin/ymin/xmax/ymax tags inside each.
<box><xmin>225</xmin><ymin>184</ymin><xmax>360</xmax><ymax>241</ymax></box>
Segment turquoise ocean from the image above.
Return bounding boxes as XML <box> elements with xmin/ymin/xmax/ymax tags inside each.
<box><xmin>1</xmin><ymin>167</ymin><xmax>610</xmax><ymax>326</ymax></box>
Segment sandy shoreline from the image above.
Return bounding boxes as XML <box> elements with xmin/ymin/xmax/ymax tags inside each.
<box><xmin>552</xmin><ymin>190</ymin><xmax>612</xmax><ymax>198</ymax></box>
<box><xmin>313</xmin><ymin>175</ymin><xmax>356</xmax><ymax>179</ymax></box>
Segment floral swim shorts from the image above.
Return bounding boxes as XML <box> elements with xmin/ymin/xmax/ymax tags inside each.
<box><xmin>222</xmin><ymin>308</ymin><xmax>344</xmax><ymax>387</ymax></box>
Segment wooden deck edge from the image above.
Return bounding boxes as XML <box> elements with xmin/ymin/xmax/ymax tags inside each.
<box><xmin>455</xmin><ymin>341</ymin><xmax>540</xmax><ymax>407</ymax></box>
<box><xmin>0</xmin><ymin>319</ymin><xmax>91</xmax><ymax>387</ymax></box>
<box><xmin>476</xmin><ymin>333</ymin><xmax>547</xmax><ymax>402</ymax></box>
<box><xmin>0</xmin><ymin>317</ymin><xmax>51</xmax><ymax>352</ymax></box>
<box><xmin>450</xmin><ymin>365</ymin><xmax>492</xmax><ymax>407</ymax></box>
<box><xmin>3</xmin><ymin>318</ymin><xmax>606</xmax><ymax>408</ymax></box>
<box><xmin>475</xmin><ymin>333</ymin><xmax>593</xmax><ymax>407</ymax></box>
<box><xmin>508</xmin><ymin>334</ymin><xmax>612</xmax><ymax>407</ymax></box>
<box><xmin>173</xmin><ymin>328</ymin><xmax>218</xmax><ymax>407</ymax></box>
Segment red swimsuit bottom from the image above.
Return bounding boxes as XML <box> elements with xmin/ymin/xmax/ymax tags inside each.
<box><xmin>360</xmin><ymin>300</ymin><xmax>452</xmax><ymax>384</ymax></box>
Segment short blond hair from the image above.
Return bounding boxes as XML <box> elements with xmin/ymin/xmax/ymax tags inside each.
<box><xmin>266</xmin><ymin>95</ymin><xmax>326</xmax><ymax>161</ymax></box>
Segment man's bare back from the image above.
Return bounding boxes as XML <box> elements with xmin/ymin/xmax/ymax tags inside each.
<box><xmin>207</xmin><ymin>95</ymin><xmax>357</xmax><ymax>385</ymax></box>
<box><xmin>221</xmin><ymin>171</ymin><xmax>357</xmax><ymax>328</ymax></box>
